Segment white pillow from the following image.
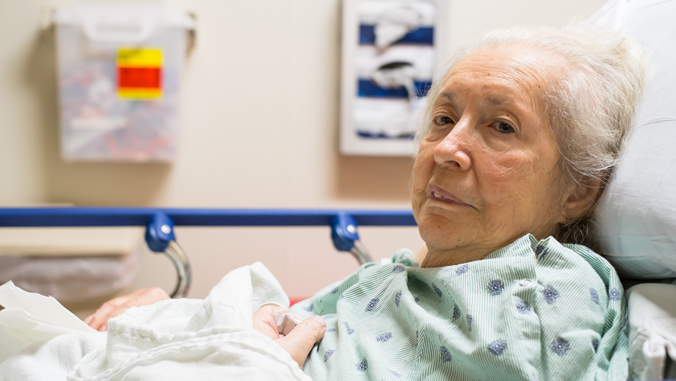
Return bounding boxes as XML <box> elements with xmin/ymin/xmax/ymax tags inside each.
<box><xmin>592</xmin><ymin>0</ymin><xmax>676</xmax><ymax>278</ymax></box>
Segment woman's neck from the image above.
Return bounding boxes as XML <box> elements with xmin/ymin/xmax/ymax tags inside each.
<box><xmin>420</xmin><ymin>243</ymin><xmax>503</xmax><ymax>268</ymax></box>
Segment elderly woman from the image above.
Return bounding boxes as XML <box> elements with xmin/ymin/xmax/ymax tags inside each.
<box><xmin>86</xmin><ymin>24</ymin><xmax>644</xmax><ymax>380</ymax></box>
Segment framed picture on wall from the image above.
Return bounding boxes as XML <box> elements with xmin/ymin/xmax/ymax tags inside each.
<box><xmin>340</xmin><ymin>0</ymin><xmax>449</xmax><ymax>156</ymax></box>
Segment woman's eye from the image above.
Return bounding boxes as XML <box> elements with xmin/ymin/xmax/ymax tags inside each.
<box><xmin>434</xmin><ymin>116</ymin><xmax>454</xmax><ymax>125</ymax></box>
<box><xmin>491</xmin><ymin>121</ymin><xmax>515</xmax><ymax>133</ymax></box>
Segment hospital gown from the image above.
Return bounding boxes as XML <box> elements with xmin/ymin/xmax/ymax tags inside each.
<box><xmin>291</xmin><ymin>234</ymin><xmax>628</xmax><ymax>380</ymax></box>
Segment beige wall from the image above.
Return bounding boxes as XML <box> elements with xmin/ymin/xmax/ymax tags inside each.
<box><xmin>0</xmin><ymin>0</ymin><xmax>608</xmax><ymax>300</ymax></box>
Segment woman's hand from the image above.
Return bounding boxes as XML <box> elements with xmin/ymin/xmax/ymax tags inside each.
<box><xmin>84</xmin><ymin>287</ymin><xmax>170</xmax><ymax>331</ymax></box>
<box><xmin>253</xmin><ymin>305</ymin><xmax>326</xmax><ymax>368</ymax></box>
<box><xmin>85</xmin><ymin>291</ymin><xmax>325</xmax><ymax>368</ymax></box>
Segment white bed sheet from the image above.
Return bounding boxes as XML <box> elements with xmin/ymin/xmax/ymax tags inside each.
<box><xmin>0</xmin><ymin>262</ymin><xmax>310</xmax><ymax>381</ymax></box>
<box><xmin>627</xmin><ymin>283</ymin><xmax>676</xmax><ymax>380</ymax></box>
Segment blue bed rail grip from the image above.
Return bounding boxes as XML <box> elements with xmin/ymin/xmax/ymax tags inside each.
<box><xmin>331</xmin><ymin>213</ymin><xmax>360</xmax><ymax>251</ymax></box>
<box><xmin>0</xmin><ymin>207</ymin><xmax>417</xmax><ymax>227</ymax></box>
<box><xmin>359</xmin><ymin>25</ymin><xmax>434</xmax><ymax>45</ymax></box>
<box><xmin>143</xmin><ymin>212</ymin><xmax>192</xmax><ymax>297</ymax></box>
<box><xmin>145</xmin><ymin>212</ymin><xmax>176</xmax><ymax>252</ymax></box>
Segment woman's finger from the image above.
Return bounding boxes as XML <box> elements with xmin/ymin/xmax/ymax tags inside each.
<box><xmin>85</xmin><ymin>294</ymin><xmax>132</xmax><ymax>330</ymax></box>
<box><xmin>275</xmin><ymin>316</ymin><xmax>326</xmax><ymax>368</ymax></box>
<box><xmin>84</xmin><ymin>288</ymin><xmax>169</xmax><ymax>331</ymax></box>
<box><xmin>132</xmin><ymin>287</ymin><xmax>170</xmax><ymax>305</ymax></box>
<box><xmin>253</xmin><ymin>305</ymin><xmax>287</xmax><ymax>340</ymax></box>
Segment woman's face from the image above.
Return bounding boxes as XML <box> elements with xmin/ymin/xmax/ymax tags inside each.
<box><xmin>412</xmin><ymin>44</ymin><xmax>567</xmax><ymax>264</ymax></box>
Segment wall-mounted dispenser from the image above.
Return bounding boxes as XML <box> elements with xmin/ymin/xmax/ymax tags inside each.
<box><xmin>54</xmin><ymin>0</ymin><xmax>194</xmax><ymax>161</ymax></box>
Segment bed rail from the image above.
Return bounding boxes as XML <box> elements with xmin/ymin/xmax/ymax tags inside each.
<box><xmin>0</xmin><ymin>207</ymin><xmax>417</xmax><ymax>298</ymax></box>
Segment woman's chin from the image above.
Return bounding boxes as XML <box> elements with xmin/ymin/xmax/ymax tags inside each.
<box><xmin>418</xmin><ymin>216</ymin><xmax>472</xmax><ymax>251</ymax></box>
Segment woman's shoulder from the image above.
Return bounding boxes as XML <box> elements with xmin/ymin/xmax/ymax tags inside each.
<box><xmin>531</xmin><ymin>237</ymin><xmax>628</xmax><ymax>380</ymax></box>
<box><xmin>541</xmin><ymin>237</ymin><xmax>622</xmax><ymax>286</ymax></box>
<box><xmin>534</xmin><ymin>236</ymin><xmax>625</xmax><ymax>314</ymax></box>
<box><xmin>560</xmin><ymin>242</ymin><xmax>620</xmax><ymax>279</ymax></box>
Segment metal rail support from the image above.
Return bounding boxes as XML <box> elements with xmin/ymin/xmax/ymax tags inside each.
<box><xmin>331</xmin><ymin>212</ymin><xmax>373</xmax><ymax>265</ymax></box>
<box><xmin>144</xmin><ymin>212</ymin><xmax>192</xmax><ymax>298</ymax></box>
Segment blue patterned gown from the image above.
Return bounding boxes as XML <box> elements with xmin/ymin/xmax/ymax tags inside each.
<box><xmin>290</xmin><ymin>234</ymin><xmax>628</xmax><ymax>380</ymax></box>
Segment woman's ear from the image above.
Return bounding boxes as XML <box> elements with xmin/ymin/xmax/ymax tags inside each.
<box><xmin>562</xmin><ymin>177</ymin><xmax>603</xmax><ymax>220</ymax></box>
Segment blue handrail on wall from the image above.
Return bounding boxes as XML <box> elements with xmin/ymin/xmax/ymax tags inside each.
<box><xmin>0</xmin><ymin>207</ymin><xmax>418</xmax><ymax>298</ymax></box>
<box><xmin>0</xmin><ymin>207</ymin><xmax>416</xmax><ymax>227</ymax></box>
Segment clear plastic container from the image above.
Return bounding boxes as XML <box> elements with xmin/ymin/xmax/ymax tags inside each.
<box><xmin>54</xmin><ymin>1</ymin><xmax>194</xmax><ymax>161</ymax></box>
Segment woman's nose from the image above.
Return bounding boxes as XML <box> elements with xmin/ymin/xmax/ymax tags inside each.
<box><xmin>433</xmin><ymin>121</ymin><xmax>472</xmax><ymax>171</ymax></box>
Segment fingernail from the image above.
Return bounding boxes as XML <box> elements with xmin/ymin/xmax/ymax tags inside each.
<box><xmin>99</xmin><ymin>324</ymin><xmax>107</xmax><ymax>332</ymax></box>
<box><xmin>312</xmin><ymin>316</ymin><xmax>325</xmax><ymax>325</ymax></box>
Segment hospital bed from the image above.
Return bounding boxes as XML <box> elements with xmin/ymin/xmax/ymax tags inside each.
<box><xmin>0</xmin><ymin>206</ymin><xmax>675</xmax><ymax>380</ymax></box>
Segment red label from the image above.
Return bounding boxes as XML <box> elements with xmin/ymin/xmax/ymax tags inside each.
<box><xmin>117</xmin><ymin>67</ymin><xmax>162</xmax><ymax>89</ymax></box>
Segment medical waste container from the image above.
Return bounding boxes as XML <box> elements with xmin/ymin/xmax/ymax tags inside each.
<box><xmin>54</xmin><ymin>2</ymin><xmax>194</xmax><ymax>161</ymax></box>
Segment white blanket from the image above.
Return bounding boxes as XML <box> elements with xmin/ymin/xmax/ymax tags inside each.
<box><xmin>0</xmin><ymin>262</ymin><xmax>311</xmax><ymax>381</ymax></box>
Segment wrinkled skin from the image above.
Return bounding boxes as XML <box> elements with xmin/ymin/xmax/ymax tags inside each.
<box><xmin>84</xmin><ymin>287</ymin><xmax>170</xmax><ymax>332</ymax></box>
<box><xmin>253</xmin><ymin>305</ymin><xmax>326</xmax><ymax>368</ymax></box>
<box><xmin>412</xmin><ymin>44</ymin><xmax>598</xmax><ymax>268</ymax></box>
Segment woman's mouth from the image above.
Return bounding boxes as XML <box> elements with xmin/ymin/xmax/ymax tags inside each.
<box><xmin>428</xmin><ymin>185</ymin><xmax>470</xmax><ymax>207</ymax></box>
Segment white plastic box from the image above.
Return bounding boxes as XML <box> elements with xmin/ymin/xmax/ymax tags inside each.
<box><xmin>54</xmin><ymin>1</ymin><xmax>194</xmax><ymax>161</ymax></box>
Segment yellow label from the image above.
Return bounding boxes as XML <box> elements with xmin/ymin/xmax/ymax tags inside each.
<box><xmin>117</xmin><ymin>88</ymin><xmax>163</xmax><ymax>99</ymax></box>
<box><xmin>117</xmin><ymin>48</ymin><xmax>163</xmax><ymax>100</ymax></box>
<box><xmin>117</xmin><ymin>48</ymin><xmax>163</xmax><ymax>68</ymax></box>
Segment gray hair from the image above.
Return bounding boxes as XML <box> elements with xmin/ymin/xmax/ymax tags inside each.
<box><xmin>415</xmin><ymin>24</ymin><xmax>645</xmax><ymax>252</ymax></box>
